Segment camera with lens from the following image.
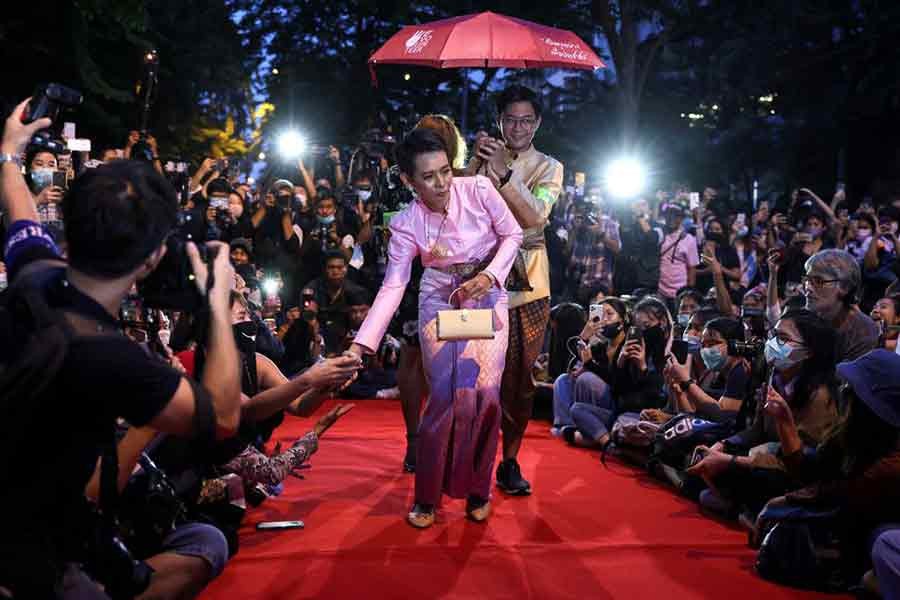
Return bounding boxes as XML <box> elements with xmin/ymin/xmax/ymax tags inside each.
<box><xmin>728</xmin><ymin>338</ymin><xmax>764</xmax><ymax>359</ymax></box>
<box><xmin>137</xmin><ymin>212</ymin><xmax>213</xmax><ymax>311</ymax></box>
<box><xmin>22</xmin><ymin>83</ymin><xmax>84</xmax><ymax>154</ymax></box>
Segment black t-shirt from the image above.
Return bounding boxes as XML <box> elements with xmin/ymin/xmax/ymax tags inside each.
<box><xmin>2</xmin><ymin>221</ymin><xmax>181</xmax><ymax>520</ymax></box>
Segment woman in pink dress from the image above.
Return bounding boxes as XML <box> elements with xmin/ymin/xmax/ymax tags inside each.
<box><xmin>349</xmin><ymin>129</ymin><xmax>523</xmax><ymax>528</ymax></box>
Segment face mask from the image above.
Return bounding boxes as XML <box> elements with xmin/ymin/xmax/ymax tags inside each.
<box><xmin>677</xmin><ymin>313</ymin><xmax>691</xmax><ymax>327</ymax></box>
<box><xmin>806</xmin><ymin>226</ymin><xmax>823</xmax><ymax>239</ymax></box>
<box><xmin>157</xmin><ymin>330</ymin><xmax>171</xmax><ymax>347</ymax></box>
<box><xmin>30</xmin><ymin>168</ymin><xmax>54</xmax><ymax>192</ymax></box>
<box><xmin>0</xmin><ymin>272</ymin><xmax>6</xmax><ymax>292</ymax></box>
<box><xmin>295</xmin><ymin>193</ymin><xmax>307</xmax><ymax>208</ymax></box>
<box><xmin>700</xmin><ymin>346</ymin><xmax>727</xmax><ymax>371</ymax></box>
<box><xmin>857</xmin><ymin>228</ymin><xmax>872</xmax><ymax>242</ymax></box>
<box><xmin>764</xmin><ymin>337</ymin><xmax>807</xmax><ymax>370</ymax></box>
<box><xmin>317</xmin><ymin>214</ymin><xmax>335</xmax><ymax>226</ymax></box>
<box><xmin>736</xmin><ymin>225</ymin><xmax>749</xmax><ymax>238</ymax></box>
<box><xmin>233</xmin><ymin>321</ymin><xmax>257</xmax><ymax>354</ymax></box>
<box><xmin>357</xmin><ymin>189</ymin><xmax>372</xmax><ymax>202</ymax></box>
<box><xmin>682</xmin><ymin>334</ymin><xmax>701</xmax><ymax>354</ymax></box>
<box><xmin>707</xmin><ymin>232</ymin><xmax>726</xmax><ymax>246</ymax></box>
<box><xmin>601</xmin><ymin>322</ymin><xmax>622</xmax><ymax>340</ymax></box>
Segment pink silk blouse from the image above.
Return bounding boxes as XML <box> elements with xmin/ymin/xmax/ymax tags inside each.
<box><xmin>354</xmin><ymin>175</ymin><xmax>523</xmax><ymax>352</ymax></box>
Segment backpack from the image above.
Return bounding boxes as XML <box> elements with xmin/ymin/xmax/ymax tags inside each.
<box><xmin>755</xmin><ymin>503</ymin><xmax>846</xmax><ymax>591</ymax></box>
<box><xmin>650</xmin><ymin>413</ymin><xmax>735</xmax><ymax>470</ymax></box>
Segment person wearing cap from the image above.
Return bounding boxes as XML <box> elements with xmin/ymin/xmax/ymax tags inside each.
<box><xmin>755</xmin><ymin>348</ymin><xmax>900</xmax><ymax>591</ymax></box>
<box><xmin>658</xmin><ymin>204</ymin><xmax>699</xmax><ymax>307</ymax></box>
<box><xmin>229</xmin><ymin>237</ymin><xmax>254</xmax><ymax>267</ymax></box>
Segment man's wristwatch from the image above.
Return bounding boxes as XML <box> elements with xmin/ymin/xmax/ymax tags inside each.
<box><xmin>498</xmin><ymin>168</ymin><xmax>513</xmax><ymax>189</ymax></box>
<box><xmin>0</xmin><ymin>153</ymin><xmax>23</xmax><ymax>168</ymax></box>
<box><xmin>678</xmin><ymin>379</ymin><xmax>695</xmax><ymax>392</ymax></box>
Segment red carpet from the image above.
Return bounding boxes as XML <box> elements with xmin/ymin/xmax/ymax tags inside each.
<box><xmin>200</xmin><ymin>400</ymin><xmax>842</xmax><ymax>600</ymax></box>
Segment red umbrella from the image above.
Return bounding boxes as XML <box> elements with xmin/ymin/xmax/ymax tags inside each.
<box><xmin>368</xmin><ymin>11</ymin><xmax>605</xmax><ymax>83</ymax></box>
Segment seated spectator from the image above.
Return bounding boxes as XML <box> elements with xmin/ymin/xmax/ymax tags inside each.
<box><xmin>674</xmin><ymin>288</ymin><xmax>703</xmax><ymax>335</ymax></box>
<box><xmin>871</xmin><ymin>295</ymin><xmax>900</xmax><ymax>351</ymax></box>
<box><xmin>754</xmin><ymin>349</ymin><xmax>900</xmax><ymax>588</ymax></box>
<box><xmin>665</xmin><ymin>317</ymin><xmax>750</xmax><ymax>423</ymax></box>
<box><xmin>803</xmin><ymin>249</ymin><xmax>879</xmax><ymax>361</ymax></box>
<box><xmin>552</xmin><ymin>298</ymin><xmax>629</xmax><ymax>448</ymax></box>
<box><xmin>688</xmin><ymin>308</ymin><xmax>841</xmax><ymax>517</ymax></box>
<box><xmin>302</xmin><ymin>250</ymin><xmax>368</xmax><ymax>355</ymax></box>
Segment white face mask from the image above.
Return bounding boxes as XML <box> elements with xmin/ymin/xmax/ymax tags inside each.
<box><xmin>357</xmin><ymin>189</ymin><xmax>372</xmax><ymax>202</ymax></box>
<box><xmin>158</xmin><ymin>330</ymin><xmax>171</xmax><ymax>347</ymax></box>
<box><xmin>0</xmin><ymin>272</ymin><xmax>7</xmax><ymax>292</ymax></box>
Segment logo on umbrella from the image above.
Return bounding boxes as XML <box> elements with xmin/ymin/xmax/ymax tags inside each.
<box><xmin>541</xmin><ymin>37</ymin><xmax>588</xmax><ymax>61</ymax></box>
<box><xmin>405</xmin><ymin>30</ymin><xmax>434</xmax><ymax>54</ymax></box>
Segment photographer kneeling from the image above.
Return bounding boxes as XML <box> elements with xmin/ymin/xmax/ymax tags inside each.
<box><xmin>0</xmin><ymin>100</ymin><xmax>242</xmax><ymax>599</ymax></box>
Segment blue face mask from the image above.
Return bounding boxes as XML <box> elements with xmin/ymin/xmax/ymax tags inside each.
<box><xmin>764</xmin><ymin>337</ymin><xmax>806</xmax><ymax>371</ymax></box>
<box><xmin>682</xmin><ymin>334</ymin><xmax>701</xmax><ymax>354</ymax></box>
<box><xmin>317</xmin><ymin>214</ymin><xmax>335</xmax><ymax>225</ymax></box>
<box><xmin>700</xmin><ymin>346</ymin><xmax>727</xmax><ymax>371</ymax></box>
<box><xmin>677</xmin><ymin>313</ymin><xmax>691</xmax><ymax>327</ymax></box>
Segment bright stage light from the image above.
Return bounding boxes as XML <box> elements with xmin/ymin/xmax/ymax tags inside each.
<box><xmin>604</xmin><ymin>158</ymin><xmax>646</xmax><ymax>199</ymax></box>
<box><xmin>277</xmin><ymin>130</ymin><xmax>306</xmax><ymax>160</ymax></box>
<box><xmin>262</xmin><ymin>278</ymin><xmax>280</xmax><ymax>297</ymax></box>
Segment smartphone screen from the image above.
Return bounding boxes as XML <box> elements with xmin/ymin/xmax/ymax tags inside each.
<box><xmin>256</xmin><ymin>520</ymin><xmax>304</xmax><ymax>530</ymax></box>
<box><xmin>52</xmin><ymin>170</ymin><xmax>68</xmax><ymax>191</ymax></box>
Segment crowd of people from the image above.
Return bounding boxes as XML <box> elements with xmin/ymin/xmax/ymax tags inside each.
<box><xmin>0</xmin><ymin>78</ymin><xmax>899</xmax><ymax>600</ymax></box>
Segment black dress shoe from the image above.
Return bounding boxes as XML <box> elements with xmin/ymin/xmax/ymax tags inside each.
<box><xmin>496</xmin><ymin>458</ymin><xmax>532</xmax><ymax>496</ymax></box>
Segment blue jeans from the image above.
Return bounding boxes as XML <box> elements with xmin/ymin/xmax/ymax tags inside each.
<box><xmin>553</xmin><ymin>372</ymin><xmax>614</xmax><ymax>442</ymax></box>
<box><xmin>873</xmin><ymin>525</ymin><xmax>900</xmax><ymax>600</ymax></box>
<box><xmin>60</xmin><ymin>522</ymin><xmax>229</xmax><ymax>599</ymax></box>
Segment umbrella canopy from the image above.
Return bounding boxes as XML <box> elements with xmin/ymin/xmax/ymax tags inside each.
<box><xmin>368</xmin><ymin>11</ymin><xmax>605</xmax><ymax>81</ymax></box>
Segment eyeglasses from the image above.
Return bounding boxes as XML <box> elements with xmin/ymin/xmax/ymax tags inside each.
<box><xmin>501</xmin><ymin>116</ymin><xmax>538</xmax><ymax>130</ymax></box>
<box><xmin>801</xmin><ymin>275</ymin><xmax>840</xmax><ymax>289</ymax></box>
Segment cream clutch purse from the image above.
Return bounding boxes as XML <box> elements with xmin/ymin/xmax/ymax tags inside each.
<box><xmin>436</xmin><ymin>288</ymin><xmax>495</xmax><ymax>341</ymax></box>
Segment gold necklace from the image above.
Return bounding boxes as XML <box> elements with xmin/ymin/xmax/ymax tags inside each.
<box><xmin>425</xmin><ymin>207</ymin><xmax>451</xmax><ymax>258</ymax></box>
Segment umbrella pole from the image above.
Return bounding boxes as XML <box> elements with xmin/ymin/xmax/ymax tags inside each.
<box><xmin>460</xmin><ymin>68</ymin><xmax>469</xmax><ymax>135</ymax></box>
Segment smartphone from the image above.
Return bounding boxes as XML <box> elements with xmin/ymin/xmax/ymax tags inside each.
<box><xmin>263</xmin><ymin>317</ymin><xmax>277</xmax><ymax>332</ymax></box>
<box><xmin>690</xmin><ymin>447</ymin><xmax>708</xmax><ymax>467</ymax></box>
<box><xmin>670</xmin><ymin>339</ymin><xmax>689</xmax><ymax>364</ymax></box>
<box><xmin>626</xmin><ymin>326</ymin><xmax>642</xmax><ymax>344</ymax></box>
<box><xmin>256</xmin><ymin>520</ymin><xmax>304</xmax><ymax>530</ymax></box>
<box><xmin>52</xmin><ymin>170</ymin><xmax>68</xmax><ymax>191</ymax></box>
<box><xmin>688</xmin><ymin>192</ymin><xmax>700</xmax><ymax>210</ymax></box>
<box><xmin>589</xmin><ymin>304</ymin><xmax>603</xmax><ymax>323</ymax></box>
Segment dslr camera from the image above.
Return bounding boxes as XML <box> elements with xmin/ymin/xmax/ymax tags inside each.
<box><xmin>21</xmin><ymin>83</ymin><xmax>83</xmax><ymax>154</ymax></box>
<box><xmin>137</xmin><ymin>211</ymin><xmax>216</xmax><ymax>311</ymax></box>
<box><xmin>728</xmin><ymin>338</ymin><xmax>764</xmax><ymax>360</ymax></box>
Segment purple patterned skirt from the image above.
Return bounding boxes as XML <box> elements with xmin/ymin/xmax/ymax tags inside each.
<box><xmin>414</xmin><ymin>267</ymin><xmax>509</xmax><ymax>504</ymax></box>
